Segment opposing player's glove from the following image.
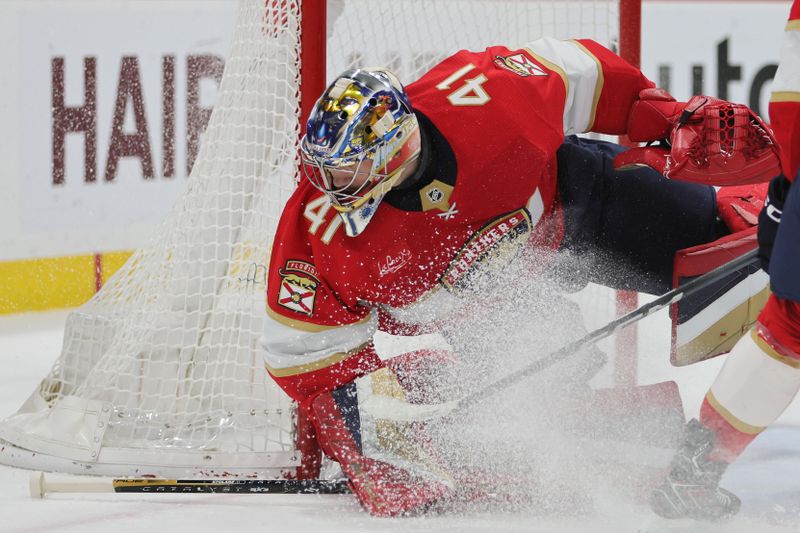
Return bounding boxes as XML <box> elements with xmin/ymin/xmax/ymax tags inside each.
<box><xmin>614</xmin><ymin>88</ymin><xmax>781</xmax><ymax>185</ymax></box>
<box><xmin>757</xmin><ymin>174</ymin><xmax>792</xmax><ymax>273</ymax></box>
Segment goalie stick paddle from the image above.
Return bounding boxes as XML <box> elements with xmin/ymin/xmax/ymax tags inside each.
<box><xmin>30</xmin><ymin>471</ymin><xmax>351</xmax><ymax>498</ymax></box>
<box><xmin>454</xmin><ymin>248</ymin><xmax>761</xmax><ymax>414</ymax></box>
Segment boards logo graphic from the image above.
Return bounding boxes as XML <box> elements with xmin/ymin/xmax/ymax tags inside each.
<box><xmin>277</xmin><ymin>260</ymin><xmax>320</xmax><ymax>315</ymax></box>
<box><xmin>493</xmin><ymin>53</ymin><xmax>547</xmax><ymax>77</ymax></box>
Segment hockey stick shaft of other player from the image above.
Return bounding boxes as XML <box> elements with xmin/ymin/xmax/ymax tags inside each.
<box><xmin>29</xmin><ymin>471</ymin><xmax>351</xmax><ymax>497</ymax></box>
<box><xmin>455</xmin><ymin>248</ymin><xmax>761</xmax><ymax>413</ymax></box>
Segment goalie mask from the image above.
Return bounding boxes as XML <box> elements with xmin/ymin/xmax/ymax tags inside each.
<box><xmin>301</xmin><ymin>68</ymin><xmax>421</xmax><ymax>237</ymax></box>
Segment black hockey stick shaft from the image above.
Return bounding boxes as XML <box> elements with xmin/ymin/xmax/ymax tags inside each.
<box><xmin>455</xmin><ymin>248</ymin><xmax>760</xmax><ymax>413</ymax></box>
<box><xmin>30</xmin><ymin>471</ymin><xmax>351</xmax><ymax>496</ymax></box>
<box><xmin>111</xmin><ymin>478</ymin><xmax>351</xmax><ymax>494</ymax></box>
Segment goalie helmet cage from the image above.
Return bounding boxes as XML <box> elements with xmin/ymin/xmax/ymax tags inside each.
<box><xmin>0</xmin><ymin>0</ymin><xmax>641</xmax><ymax>480</ymax></box>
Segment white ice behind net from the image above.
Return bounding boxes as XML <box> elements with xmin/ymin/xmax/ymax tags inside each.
<box><xmin>0</xmin><ymin>0</ymin><xmax>623</xmax><ymax>477</ymax></box>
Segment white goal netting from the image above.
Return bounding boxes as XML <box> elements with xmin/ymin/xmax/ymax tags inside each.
<box><xmin>0</xmin><ymin>0</ymin><xmax>630</xmax><ymax>478</ymax></box>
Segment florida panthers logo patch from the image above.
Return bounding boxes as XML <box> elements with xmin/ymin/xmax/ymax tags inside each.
<box><xmin>277</xmin><ymin>260</ymin><xmax>320</xmax><ymax>316</ymax></box>
<box><xmin>493</xmin><ymin>53</ymin><xmax>547</xmax><ymax>78</ymax></box>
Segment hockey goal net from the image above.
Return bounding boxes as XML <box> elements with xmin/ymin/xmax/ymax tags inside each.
<box><xmin>0</xmin><ymin>0</ymin><xmax>640</xmax><ymax>479</ymax></box>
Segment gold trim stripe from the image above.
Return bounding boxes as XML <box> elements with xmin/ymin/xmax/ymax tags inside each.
<box><xmin>705</xmin><ymin>390</ymin><xmax>765</xmax><ymax>435</ymax></box>
<box><xmin>751</xmin><ymin>328</ymin><xmax>800</xmax><ymax>369</ymax></box>
<box><xmin>771</xmin><ymin>91</ymin><xmax>800</xmax><ymax>103</ymax></box>
<box><xmin>787</xmin><ymin>20</ymin><xmax>800</xmax><ymax>31</ymax></box>
<box><xmin>524</xmin><ymin>47</ymin><xmax>569</xmax><ymax>97</ymax></box>
<box><xmin>265</xmin><ymin>342</ymin><xmax>371</xmax><ymax>378</ymax></box>
<box><xmin>675</xmin><ymin>284</ymin><xmax>770</xmax><ymax>365</ymax></box>
<box><xmin>568</xmin><ymin>39</ymin><xmax>603</xmax><ymax>131</ymax></box>
<box><xmin>266</xmin><ymin>306</ymin><xmax>370</xmax><ymax>332</ymax></box>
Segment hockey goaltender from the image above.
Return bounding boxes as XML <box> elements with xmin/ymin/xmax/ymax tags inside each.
<box><xmin>258</xmin><ymin>35</ymin><xmax>781</xmax><ymax>517</ymax></box>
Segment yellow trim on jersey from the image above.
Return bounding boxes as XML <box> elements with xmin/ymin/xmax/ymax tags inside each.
<box><xmin>266</xmin><ymin>306</ymin><xmax>370</xmax><ymax>332</ymax></box>
<box><xmin>751</xmin><ymin>327</ymin><xmax>800</xmax><ymax>369</ymax></box>
<box><xmin>567</xmin><ymin>40</ymin><xmax>604</xmax><ymax>131</ymax></box>
<box><xmin>705</xmin><ymin>390</ymin><xmax>766</xmax><ymax>435</ymax></box>
<box><xmin>786</xmin><ymin>20</ymin><xmax>800</xmax><ymax>32</ymax></box>
<box><xmin>265</xmin><ymin>342</ymin><xmax>370</xmax><ymax>377</ymax></box>
<box><xmin>771</xmin><ymin>91</ymin><xmax>800</xmax><ymax>103</ymax></box>
<box><xmin>524</xmin><ymin>47</ymin><xmax>569</xmax><ymax>97</ymax></box>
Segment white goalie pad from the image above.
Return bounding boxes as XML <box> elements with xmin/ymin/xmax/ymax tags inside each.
<box><xmin>671</xmin><ymin>229</ymin><xmax>769</xmax><ymax>366</ymax></box>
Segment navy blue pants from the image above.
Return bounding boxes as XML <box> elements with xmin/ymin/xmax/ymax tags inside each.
<box><xmin>555</xmin><ymin>136</ymin><xmax>727</xmax><ymax>295</ymax></box>
<box><xmin>771</xmin><ymin>174</ymin><xmax>800</xmax><ymax>302</ymax></box>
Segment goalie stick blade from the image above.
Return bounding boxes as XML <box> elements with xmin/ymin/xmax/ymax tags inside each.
<box><xmin>30</xmin><ymin>471</ymin><xmax>351</xmax><ymax>497</ymax></box>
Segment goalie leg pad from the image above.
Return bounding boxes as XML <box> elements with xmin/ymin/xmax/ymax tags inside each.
<box><xmin>308</xmin><ymin>369</ymin><xmax>455</xmax><ymax>516</ymax></box>
<box><xmin>670</xmin><ymin>227</ymin><xmax>769</xmax><ymax>366</ymax></box>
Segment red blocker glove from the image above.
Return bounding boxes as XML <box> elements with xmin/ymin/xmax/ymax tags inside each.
<box><xmin>614</xmin><ymin>88</ymin><xmax>781</xmax><ymax>185</ymax></box>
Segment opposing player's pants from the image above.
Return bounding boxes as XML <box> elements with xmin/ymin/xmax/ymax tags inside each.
<box><xmin>555</xmin><ymin>136</ymin><xmax>727</xmax><ymax>295</ymax></box>
<box><xmin>770</xmin><ymin>173</ymin><xmax>800</xmax><ymax>302</ymax></box>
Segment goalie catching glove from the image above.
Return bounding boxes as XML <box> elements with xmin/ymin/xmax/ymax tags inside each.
<box><xmin>614</xmin><ymin>88</ymin><xmax>781</xmax><ymax>185</ymax></box>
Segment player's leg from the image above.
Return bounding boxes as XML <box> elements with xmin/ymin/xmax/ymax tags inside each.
<box><xmin>555</xmin><ymin>136</ymin><xmax>728</xmax><ymax>295</ymax></box>
<box><xmin>555</xmin><ymin>136</ymin><xmax>776</xmax><ymax>520</ymax></box>
<box><xmin>700</xmin><ymin>180</ymin><xmax>800</xmax><ymax>461</ymax></box>
<box><xmin>653</xmin><ymin>181</ymin><xmax>800</xmax><ymax>521</ymax></box>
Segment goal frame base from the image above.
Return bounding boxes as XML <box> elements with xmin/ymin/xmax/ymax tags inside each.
<box><xmin>0</xmin><ymin>438</ymin><xmax>299</xmax><ymax>479</ymax></box>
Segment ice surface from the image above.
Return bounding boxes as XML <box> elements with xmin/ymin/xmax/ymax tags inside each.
<box><xmin>1</xmin><ymin>309</ymin><xmax>800</xmax><ymax>532</ymax></box>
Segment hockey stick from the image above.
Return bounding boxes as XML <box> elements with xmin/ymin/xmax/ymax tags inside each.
<box><xmin>31</xmin><ymin>252</ymin><xmax>758</xmax><ymax>499</ymax></box>
<box><xmin>29</xmin><ymin>471</ymin><xmax>351</xmax><ymax>498</ymax></box>
<box><xmin>454</xmin><ymin>248</ymin><xmax>761</xmax><ymax>414</ymax></box>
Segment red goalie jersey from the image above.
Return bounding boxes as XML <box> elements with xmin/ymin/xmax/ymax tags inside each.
<box><xmin>261</xmin><ymin>38</ymin><xmax>655</xmax><ymax>403</ymax></box>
